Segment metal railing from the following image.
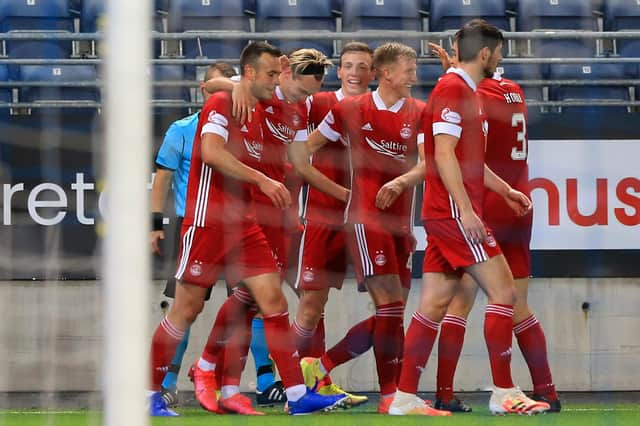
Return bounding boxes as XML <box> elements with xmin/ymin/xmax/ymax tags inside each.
<box><xmin>0</xmin><ymin>30</ymin><xmax>639</xmax><ymax>109</ymax></box>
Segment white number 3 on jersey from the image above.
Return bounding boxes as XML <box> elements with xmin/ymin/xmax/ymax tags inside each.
<box><xmin>510</xmin><ymin>112</ymin><xmax>527</xmax><ymax>161</ymax></box>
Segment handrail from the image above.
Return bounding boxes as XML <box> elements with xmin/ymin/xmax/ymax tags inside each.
<box><xmin>1</xmin><ymin>79</ymin><xmax>639</xmax><ymax>88</ymax></box>
<box><xmin>1</xmin><ymin>57</ymin><xmax>639</xmax><ymax>65</ymax></box>
<box><xmin>2</xmin><ymin>99</ymin><xmax>639</xmax><ymax>109</ymax></box>
<box><xmin>2</xmin><ymin>30</ymin><xmax>640</xmax><ymax>41</ymax></box>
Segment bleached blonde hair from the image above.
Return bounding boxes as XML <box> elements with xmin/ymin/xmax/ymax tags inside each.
<box><xmin>288</xmin><ymin>48</ymin><xmax>333</xmax><ymax>79</ymax></box>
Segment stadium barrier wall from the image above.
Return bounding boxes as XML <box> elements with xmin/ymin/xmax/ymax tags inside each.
<box><xmin>0</xmin><ymin>279</ymin><xmax>638</xmax><ymax>393</ymax></box>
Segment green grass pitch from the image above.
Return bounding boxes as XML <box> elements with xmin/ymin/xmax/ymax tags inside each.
<box><xmin>2</xmin><ymin>403</ymin><xmax>639</xmax><ymax>426</ymax></box>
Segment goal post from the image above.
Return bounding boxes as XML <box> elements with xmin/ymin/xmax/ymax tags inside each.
<box><xmin>103</xmin><ymin>0</ymin><xmax>152</xmax><ymax>425</ymax></box>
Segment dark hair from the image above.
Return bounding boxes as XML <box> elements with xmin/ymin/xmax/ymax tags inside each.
<box><xmin>339</xmin><ymin>42</ymin><xmax>373</xmax><ymax>67</ymax></box>
<box><xmin>239</xmin><ymin>41</ymin><xmax>282</xmax><ymax>76</ymax></box>
<box><xmin>455</xmin><ymin>19</ymin><xmax>504</xmax><ymax>63</ymax></box>
<box><xmin>204</xmin><ymin>62</ymin><xmax>237</xmax><ymax>81</ymax></box>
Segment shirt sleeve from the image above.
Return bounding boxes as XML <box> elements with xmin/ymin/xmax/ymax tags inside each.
<box><xmin>317</xmin><ymin>101</ymin><xmax>345</xmax><ymax>143</ymax></box>
<box><xmin>155</xmin><ymin>121</ymin><xmax>184</xmax><ymax>170</ymax></box>
<box><xmin>201</xmin><ymin>97</ymin><xmax>231</xmax><ymax>143</ymax></box>
<box><xmin>431</xmin><ymin>83</ymin><xmax>464</xmax><ymax>139</ymax></box>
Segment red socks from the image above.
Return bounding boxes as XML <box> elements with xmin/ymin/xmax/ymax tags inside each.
<box><xmin>263</xmin><ymin>311</ymin><xmax>304</xmax><ymax>388</ymax></box>
<box><xmin>150</xmin><ymin>317</ymin><xmax>185</xmax><ymax>390</ymax></box>
<box><xmin>514</xmin><ymin>314</ymin><xmax>557</xmax><ymax>399</ymax></box>
<box><xmin>372</xmin><ymin>302</ymin><xmax>405</xmax><ymax>395</ymax></box>
<box><xmin>322</xmin><ymin>316</ymin><xmax>374</xmax><ymax>372</ymax></box>
<box><xmin>436</xmin><ymin>314</ymin><xmax>467</xmax><ymax>402</ymax></box>
<box><xmin>485</xmin><ymin>304</ymin><xmax>515</xmax><ymax>389</ymax></box>
<box><xmin>397</xmin><ymin>312</ymin><xmax>439</xmax><ymax>394</ymax></box>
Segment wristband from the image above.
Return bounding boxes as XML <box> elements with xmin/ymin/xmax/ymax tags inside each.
<box><xmin>152</xmin><ymin>212</ymin><xmax>164</xmax><ymax>231</ymax></box>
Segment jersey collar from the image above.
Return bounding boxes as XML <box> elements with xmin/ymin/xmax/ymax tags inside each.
<box><xmin>372</xmin><ymin>89</ymin><xmax>405</xmax><ymax>113</ymax></box>
<box><xmin>275</xmin><ymin>85</ymin><xmax>285</xmax><ymax>101</ymax></box>
<box><xmin>447</xmin><ymin>67</ymin><xmax>477</xmax><ymax>92</ymax></box>
<box><xmin>335</xmin><ymin>88</ymin><xmax>344</xmax><ymax>102</ymax></box>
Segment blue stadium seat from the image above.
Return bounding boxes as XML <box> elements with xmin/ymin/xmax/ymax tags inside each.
<box><xmin>80</xmin><ymin>0</ymin><xmax>166</xmax><ymax>57</ymax></box>
<box><xmin>18</xmin><ymin>65</ymin><xmax>98</xmax><ymax>104</ymax></box>
<box><xmin>430</xmin><ymin>0</ymin><xmax>510</xmax><ymax>32</ymax></box>
<box><xmin>169</xmin><ymin>0</ymin><xmax>250</xmax><ymax>59</ymax></box>
<box><xmin>342</xmin><ymin>0</ymin><xmax>423</xmax><ymax>52</ymax></box>
<box><xmin>517</xmin><ymin>0</ymin><xmax>598</xmax><ymax>57</ymax></box>
<box><xmin>418</xmin><ymin>63</ymin><xmax>444</xmax><ymax>81</ymax></box>
<box><xmin>153</xmin><ymin>65</ymin><xmax>190</xmax><ymax>104</ymax></box>
<box><xmin>498</xmin><ymin>63</ymin><xmax>548</xmax><ymax>101</ymax></box>
<box><xmin>603</xmin><ymin>0</ymin><xmax>640</xmax><ymax>56</ymax></box>
<box><xmin>549</xmin><ymin>63</ymin><xmax>633</xmax><ymax>118</ymax></box>
<box><xmin>0</xmin><ymin>65</ymin><xmax>11</xmax><ymax>104</ymax></box>
<box><xmin>0</xmin><ymin>0</ymin><xmax>74</xmax><ymax>58</ymax></box>
<box><xmin>255</xmin><ymin>0</ymin><xmax>337</xmax><ymax>57</ymax></box>
<box><xmin>413</xmin><ymin>63</ymin><xmax>443</xmax><ymax>101</ymax></box>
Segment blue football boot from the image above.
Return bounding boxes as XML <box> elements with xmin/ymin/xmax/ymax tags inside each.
<box><xmin>150</xmin><ymin>391</ymin><xmax>179</xmax><ymax>417</ymax></box>
<box><xmin>287</xmin><ymin>388</ymin><xmax>347</xmax><ymax>415</ymax></box>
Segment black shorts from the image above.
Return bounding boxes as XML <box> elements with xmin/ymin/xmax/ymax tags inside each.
<box><xmin>163</xmin><ymin>216</ymin><xmax>214</xmax><ymax>301</ymax></box>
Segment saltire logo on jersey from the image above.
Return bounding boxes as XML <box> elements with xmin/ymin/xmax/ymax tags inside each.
<box><xmin>440</xmin><ymin>108</ymin><xmax>461</xmax><ymax>124</ymax></box>
<box><xmin>265</xmin><ymin>106</ymin><xmax>274</xmax><ymax>114</ymax></box>
<box><xmin>361</xmin><ymin>122</ymin><xmax>373</xmax><ymax>131</ymax></box>
<box><xmin>365</xmin><ymin>137</ymin><xmax>408</xmax><ymax>161</ymax></box>
<box><xmin>265</xmin><ymin>117</ymin><xmax>295</xmax><ymax>144</ymax></box>
<box><xmin>244</xmin><ymin>139</ymin><xmax>263</xmax><ymax>160</ymax></box>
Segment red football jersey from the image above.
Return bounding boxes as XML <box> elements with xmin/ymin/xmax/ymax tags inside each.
<box><xmin>318</xmin><ymin>90</ymin><xmax>423</xmax><ymax>234</ymax></box>
<box><xmin>478</xmin><ymin>75</ymin><xmax>530</xmax><ymax>194</ymax></box>
<box><xmin>183</xmin><ymin>91</ymin><xmax>264</xmax><ymax>228</ymax></box>
<box><xmin>303</xmin><ymin>89</ymin><xmax>349</xmax><ymax>225</ymax></box>
<box><xmin>254</xmin><ymin>86</ymin><xmax>308</xmax><ymax>209</ymax></box>
<box><xmin>421</xmin><ymin>68</ymin><xmax>488</xmax><ymax>221</ymax></box>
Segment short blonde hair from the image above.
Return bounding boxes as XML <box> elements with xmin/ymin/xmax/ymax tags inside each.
<box><xmin>372</xmin><ymin>42</ymin><xmax>417</xmax><ymax>76</ymax></box>
<box><xmin>288</xmin><ymin>48</ymin><xmax>333</xmax><ymax>80</ymax></box>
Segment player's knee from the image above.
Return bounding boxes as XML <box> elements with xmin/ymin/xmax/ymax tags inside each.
<box><xmin>499</xmin><ymin>284</ymin><xmax>517</xmax><ymax>306</ymax></box>
<box><xmin>180</xmin><ymin>299</ymin><xmax>205</xmax><ymax>324</ymax></box>
<box><xmin>258</xmin><ymin>292</ymin><xmax>288</xmax><ymax>315</ymax></box>
<box><xmin>297</xmin><ymin>303</ymin><xmax>322</xmax><ymax>330</ymax></box>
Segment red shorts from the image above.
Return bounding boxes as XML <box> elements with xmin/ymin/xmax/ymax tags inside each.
<box><xmin>260</xmin><ymin>223</ymin><xmax>287</xmax><ymax>276</ymax></box>
<box><xmin>346</xmin><ymin>224</ymin><xmax>413</xmax><ymax>291</ymax></box>
<box><xmin>422</xmin><ymin>218</ymin><xmax>502</xmax><ymax>276</ymax></box>
<box><xmin>294</xmin><ymin>221</ymin><xmax>348</xmax><ymax>291</ymax></box>
<box><xmin>483</xmin><ymin>191</ymin><xmax>532</xmax><ymax>279</ymax></box>
<box><xmin>175</xmin><ymin>223</ymin><xmax>278</xmax><ymax>288</ymax></box>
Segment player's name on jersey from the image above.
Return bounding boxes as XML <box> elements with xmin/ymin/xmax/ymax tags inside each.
<box><xmin>503</xmin><ymin>92</ymin><xmax>524</xmax><ymax>104</ymax></box>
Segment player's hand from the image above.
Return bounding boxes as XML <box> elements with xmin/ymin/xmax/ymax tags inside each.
<box><xmin>460</xmin><ymin>209</ymin><xmax>487</xmax><ymax>245</ymax></box>
<box><xmin>258</xmin><ymin>176</ymin><xmax>292</xmax><ymax>209</ymax></box>
<box><xmin>375</xmin><ymin>178</ymin><xmax>405</xmax><ymax>210</ymax></box>
<box><xmin>150</xmin><ymin>230</ymin><xmax>165</xmax><ymax>255</ymax></box>
<box><xmin>428</xmin><ymin>42</ymin><xmax>453</xmax><ymax>71</ymax></box>
<box><xmin>504</xmin><ymin>188</ymin><xmax>532</xmax><ymax>217</ymax></box>
<box><xmin>232</xmin><ymin>81</ymin><xmax>253</xmax><ymax>124</ymax></box>
<box><xmin>408</xmin><ymin>233</ymin><xmax>417</xmax><ymax>253</ymax></box>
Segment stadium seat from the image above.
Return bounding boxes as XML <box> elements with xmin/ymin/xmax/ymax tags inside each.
<box><xmin>18</xmin><ymin>65</ymin><xmax>98</xmax><ymax>106</ymax></box>
<box><xmin>498</xmin><ymin>63</ymin><xmax>548</xmax><ymax>101</ymax></box>
<box><xmin>0</xmin><ymin>65</ymin><xmax>11</xmax><ymax>105</ymax></box>
<box><xmin>517</xmin><ymin>0</ymin><xmax>598</xmax><ymax>57</ymax></box>
<box><xmin>429</xmin><ymin>0</ymin><xmax>510</xmax><ymax>32</ymax></box>
<box><xmin>169</xmin><ymin>0</ymin><xmax>250</xmax><ymax>59</ymax></box>
<box><xmin>153</xmin><ymin>65</ymin><xmax>190</xmax><ymax>109</ymax></box>
<box><xmin>548</xmin><ymin>63</ymin><xmax>633</xmax><ymax>119</ymax></box>
<box><xmin>342</xmin><ymin>0</ymin><xmax>423</xmax><ymax>53</ymax></box>
<box><xmin>80</xmin><ymin>0</ymin><xmax>166</xmax><ymax>57</ymax></box>
<box><xmin>255</xmin><ymin>0</ymin><xmax>337</xmax><ymax>57</ymax></box>
<box><xmin>603</xmin><ymin>0</ymin><xmax>640</xmax><ymax>56</ymax></box>
<box><xmin>0</xmin><ymin>0</ymin><xmax>74</xmax><ymax>59</ymax></box>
